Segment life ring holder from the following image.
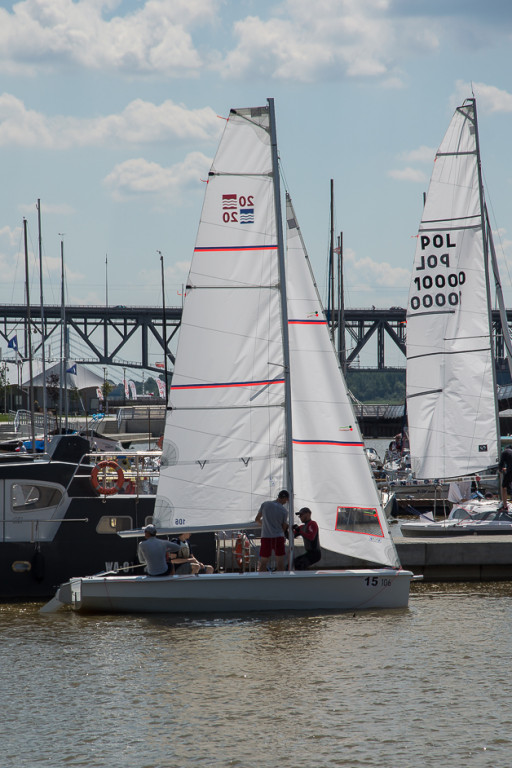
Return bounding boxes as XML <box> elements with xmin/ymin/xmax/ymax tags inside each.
<box><xmin>91</xmin><ymin>460</ymin><xmax>125</xmax><ymax>496</ymax></box>
<box><xmin>234</xmin><ymin>534</ymin><xmax>251</xmax><ymax>569</ymax></box>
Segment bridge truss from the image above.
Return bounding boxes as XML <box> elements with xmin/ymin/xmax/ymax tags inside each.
<box><xmin>0</xmin><ymin>305</ymin><xmax>509</xmax><ymax>376</ymax></box>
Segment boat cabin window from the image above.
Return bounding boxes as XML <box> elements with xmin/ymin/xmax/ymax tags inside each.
<box><xmin>11</xmin><ymin>483</ymin><xmax>62</xmax><ymax>511</ymax></box>
<box><xmin>451</xmin><ymin>507</ymin><xmax>470</xmax><ymax>520</ymax></box>
<box><xmin>96</xmin><ymin>516</ymin><xmax>133</xmax><ymax>534</ymax></box>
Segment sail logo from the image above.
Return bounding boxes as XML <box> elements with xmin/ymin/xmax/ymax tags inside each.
<box><xmin>222</xmin><ymin>194</ymin><xmax>254</xmax><ymax>224</ymax></box>
<box><xmin>410</xmin><ymin>232</ymin><xmax>466</xmax><ymax>313</ymax></box>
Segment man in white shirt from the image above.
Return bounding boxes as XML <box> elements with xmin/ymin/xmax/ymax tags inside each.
<box><xmin>255</xmin><ymin>490</ymin><xmax>289</xmax><ymax>572</ymax></box>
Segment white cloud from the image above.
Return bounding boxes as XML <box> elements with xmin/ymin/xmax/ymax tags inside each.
<box><xmin>103</xmin><ymin>151</ymin><xmax>211</xmax><ymax>200</ymax></box>
<box><xmin>454</xmin><ymin>80</ymin><xmax>512</xmax><ymax>113</ymax></box>
<box><xmin>219</xmin><ymin>0</ymin><xmax>441</xmax><ymax>82</ymax></box>
<box><xmin>388</xmin><ymin>167</ymin><xmax>428</xmax><ymax>183</ymax></box>
<box><xmin>18</xmin><ymin>201</ymin><xmax>76</xmax><ymax>217</ymax></box>
<box><xmin>0</xmin><ymin>95</ymin><xmax>222</xmax><ymax>148</ymax></box>
<box><xmin>0</xmin><ymin>0</ymin><xmax>218</xmax><ymax>76</ymax></box>
<box><xmin>344</xmin><ymin>248</ymin><xmax>410</xmax><ymax>289</ymax></box>
<box><xmin>399</xmin><ymin>145</ymin><xmax>435</xmax><ymax>164</ymax></box>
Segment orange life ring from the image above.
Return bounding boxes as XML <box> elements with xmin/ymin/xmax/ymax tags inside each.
<box><xmin>235</xmin><ymin>534</ymin><xmax>251</xmax><ymax>568</ymax></box>
<box><xmin>90</xmin><ymin>460</ymin><xmax>125</xmax><ymax>496</ymax></box>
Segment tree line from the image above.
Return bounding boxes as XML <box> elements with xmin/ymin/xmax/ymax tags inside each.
<box><xmin>345</xmin><ymin>370</ymin><xmax>405</xmax><ymax>404</ymax></box>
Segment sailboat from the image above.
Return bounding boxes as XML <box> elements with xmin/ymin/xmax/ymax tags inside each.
<box><xmin>401</xmin><ymin>97</ymin><xmax>512</xmax><ymax>536</ymax></box>
<box><xmin>44</xmin><ymin>99</ymin><xmax>416</xmax><ymax>614</ymax></box>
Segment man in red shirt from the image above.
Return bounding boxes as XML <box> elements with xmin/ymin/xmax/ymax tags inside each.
<box><xmin>292</xmin><ymin>507</ymin><xmax>321</xmax><ymax>570</ymax></box>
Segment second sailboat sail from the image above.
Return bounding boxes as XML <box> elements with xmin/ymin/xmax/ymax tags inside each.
<box><xmin>406</xmin><ymin>99</ymin><xmax>499</xmax><ymax>480</ymax></box>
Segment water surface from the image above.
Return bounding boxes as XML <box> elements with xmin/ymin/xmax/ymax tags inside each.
<box><xmin>3</xmin><ymin>583</ymin><xmax>512</xmax><ymax>767</ymax></box>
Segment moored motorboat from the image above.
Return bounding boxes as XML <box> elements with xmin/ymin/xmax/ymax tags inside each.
<box><xmin>400</xmin><ymin>499</ymin><xmax>512</xmax><ymax>537</ymax></box>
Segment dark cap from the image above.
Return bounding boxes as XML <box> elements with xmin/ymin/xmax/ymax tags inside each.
<box><xmin>296</xmin><ymin>507</ymin><xmax>311</xmax><ymax>517</ymax></box>
<box><xmin>143</xmin><ymin>524</ymin><xmax>157</xmax><ymax>535</ymax></box>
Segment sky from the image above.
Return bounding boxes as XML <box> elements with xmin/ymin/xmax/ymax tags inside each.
<box><xmin>1</xmin><ymin>0</ymin><xmax>512</xmax><ymax>376</ymax></box>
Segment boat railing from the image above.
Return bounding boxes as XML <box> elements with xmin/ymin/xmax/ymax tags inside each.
<box><xmin>68</xmin><ymin>449</ymin><xmax>161</xmax><ymax>496</ymax></box>
<box><xmin>215</xmin><ymin>531</ymin><xmax>260</xmax><ymax>573</ymax></box>
<box><xmin>11</xmin><ymin>409</ymin><xmax>57</xmax><ymax>436</ymax></box>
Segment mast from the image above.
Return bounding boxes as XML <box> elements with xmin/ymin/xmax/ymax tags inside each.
<box><xmin>158</xmin><ymin>250</ymin><xmax>169</xmax><ymax>405</ymax></box>
<box><xmin>329</xmin><ymin>179</ymin><xmax>335</xmax><ymax>345</ymax></box>
<box><xmin>337</xmin><ymin>231</ymin><xmax>346</xmax><ymax>372</ymax></box>
<box><xmin>37</xmin><ymin>200</ymin><xmax>48</xmax><ymax>451</ymax></box>
<box><xmin>471</xmin><ymin>98</ymin><xmax>501</xmax><ymax>449</ymax></box>
<box><xmin>268</xmin><ymin>97</ymin><xmax>295</xmax><ymax>559</ymax></box>
<box><xmin>23</xmin><ymin>218</ymin><xmax>36</xmax><ymax>453</ymax></box>
<box><xmin>58</xmin><ymin>238</ymin><xmax>66</xmax><ymax>430</ymax></box>
<box><xmin>486</xmin><ymin>204</ymin><xmax>512</xmax><ymax>377</ymax></box>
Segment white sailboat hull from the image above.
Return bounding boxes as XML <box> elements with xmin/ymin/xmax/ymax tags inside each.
<box><xmin>53</xmin><ymin>569</ymin><xmax>415</xmax><ymax>614</ymax></box>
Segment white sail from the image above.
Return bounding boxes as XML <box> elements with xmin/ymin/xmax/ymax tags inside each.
<box><xmin>406</xmin><ymin>99</ymin><xmax>499</xmax><ymax>480</ymax></box>
<box><xmin>154</xmin><ymin>104</ymin><xmax>399</xmax><ymax>568</ymax></box>
<box><xmin>286</xmin><ymin>195</ymin><xmax>399</xmax><ymax>567</ymax></box>
<box><xmin>154</xmin><ymin>106</ymin><xmax>286</xmax><ymax>531</ymax></box>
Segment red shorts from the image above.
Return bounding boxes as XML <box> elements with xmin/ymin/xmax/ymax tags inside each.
<box><xmin>260</xmin><ymin>536</ymin><xmax>286</xmax><ymax>558</ymax></box>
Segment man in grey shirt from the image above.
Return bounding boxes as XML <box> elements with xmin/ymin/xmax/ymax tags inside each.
<box><xmin>138</xmin><ymin>524</ymin><xmax>181</xmax><ymax>577</ymax></box>
<box><xmin>255</xmin><ymin>490</ymin><xmax>289</xmax><ymax>572</ymax></box>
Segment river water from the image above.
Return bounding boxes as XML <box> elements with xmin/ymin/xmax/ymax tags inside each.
<box><xmin>3</xmin><ymin>583</ymin><xmax>512</xmax><ymax>768</ymax></box>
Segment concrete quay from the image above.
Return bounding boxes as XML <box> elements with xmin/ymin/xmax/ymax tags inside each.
<box><xmin>313</xmin><ymin>535</ymin><xmax>512</xmax><ymax>582</ymax></box>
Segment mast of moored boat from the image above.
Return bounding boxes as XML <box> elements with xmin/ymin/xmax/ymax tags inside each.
<box><xmin>472</xmin><ymin>98</ymin><xmax>501</xmax><ymax>456</ymax></box>
<box><xmin>268</xmin><ymin>97</ymin><xmax>295</xmax><ymax>565</ymax></box>
<box><xmin>23</xmin><ymin>218</ymin><xmax>36</xmax><ymax>453</ymax></box>
<box><xmin>37</xmin><ymin>200</ymin><xmax>48</xmax><ymax>452</ymax></box>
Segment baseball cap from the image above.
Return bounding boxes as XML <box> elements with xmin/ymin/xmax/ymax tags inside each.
<box><xmin>143</xmin><ymin>524</ymin><xmax>157</xmax><ymax>535</ymax></box>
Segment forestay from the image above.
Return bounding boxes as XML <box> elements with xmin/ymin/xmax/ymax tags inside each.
<box><xmin>406</xmin><ymin>99</ymin><xmax>499</xmax><ymax>480</ymax></box>
<box><xmin>286</xmin><ymin>195</ymin><xmax>399</xmax><ymax>567</ymax></box>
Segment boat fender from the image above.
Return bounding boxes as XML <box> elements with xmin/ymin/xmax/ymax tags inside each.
<box><xmin>235</xmin><ymin>534</ymin><xmax>250</xmax><ymax>569</ymax></box>
<box><xmin>90</xmin><ymin>460</ymin><xmax>125</xmax><ymax>496</ymax></box>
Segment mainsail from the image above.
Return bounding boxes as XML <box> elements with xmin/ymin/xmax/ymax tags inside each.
<box><xmin>154</xmin><ymin>106</ymin><xmax>286</xmax><ymax>531</ymax></box>
<box><xmin>406</xmin><ymin>99</ymin><xmax>499</xmax><ymax>479</ymax></box>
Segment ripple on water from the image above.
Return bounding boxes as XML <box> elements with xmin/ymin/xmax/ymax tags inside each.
<box><xmin>3</xmin><ymin>587</ymin><xmax>512</xmax><ymax>767</ymax></box>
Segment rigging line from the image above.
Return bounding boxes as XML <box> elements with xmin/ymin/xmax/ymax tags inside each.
<box><xmin>482</xmin><ymin>169</ymin><xmax>512</xmax><ymax>292</ymax></box>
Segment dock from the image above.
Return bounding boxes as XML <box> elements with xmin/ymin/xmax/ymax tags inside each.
<box><xmin>313</xmin><ymin>534</ymin><xmax>512</xmax><ymax>582</ymax></box>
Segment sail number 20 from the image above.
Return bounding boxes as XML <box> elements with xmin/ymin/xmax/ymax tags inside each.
<box><xmin>364</xmin><ymin>576</ymin><xmax>392</xmax><ymax>587</ymax></box>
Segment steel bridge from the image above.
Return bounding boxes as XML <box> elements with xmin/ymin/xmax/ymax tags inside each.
<box><xmin>0</xmin><ymin>304</ymin><xmax>510</xmax><ymax>375</ymax></box>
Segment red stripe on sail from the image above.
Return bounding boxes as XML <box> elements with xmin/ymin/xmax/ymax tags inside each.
<box><xmin>288</xmin><ymin>319</ymin><xmax>327</xmax><ymax>325</ymax></box>
<box><xmin>293</xmin><ymin>439</ymin><xmax>364</xmax><ymax>447</ymax></box>
<box><xmin>194</xmin><ymin>245</ymin><xmax>278</xmax><ymax>253</ymax></box>
<box><xmin>171</xmin><ymin>378</ymin><xmax>285</xmax><ymax>391</ymax></box>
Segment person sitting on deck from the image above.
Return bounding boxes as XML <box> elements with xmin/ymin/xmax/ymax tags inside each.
<box><xmin>138</xmin><ymin>524</ymin><xmax>180</xmax><ymax>577</ymax></box>
<box><xmin>169</xmin><ymin>532</ymin><xmax>214</xmax><ymax>575</ymax></box>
